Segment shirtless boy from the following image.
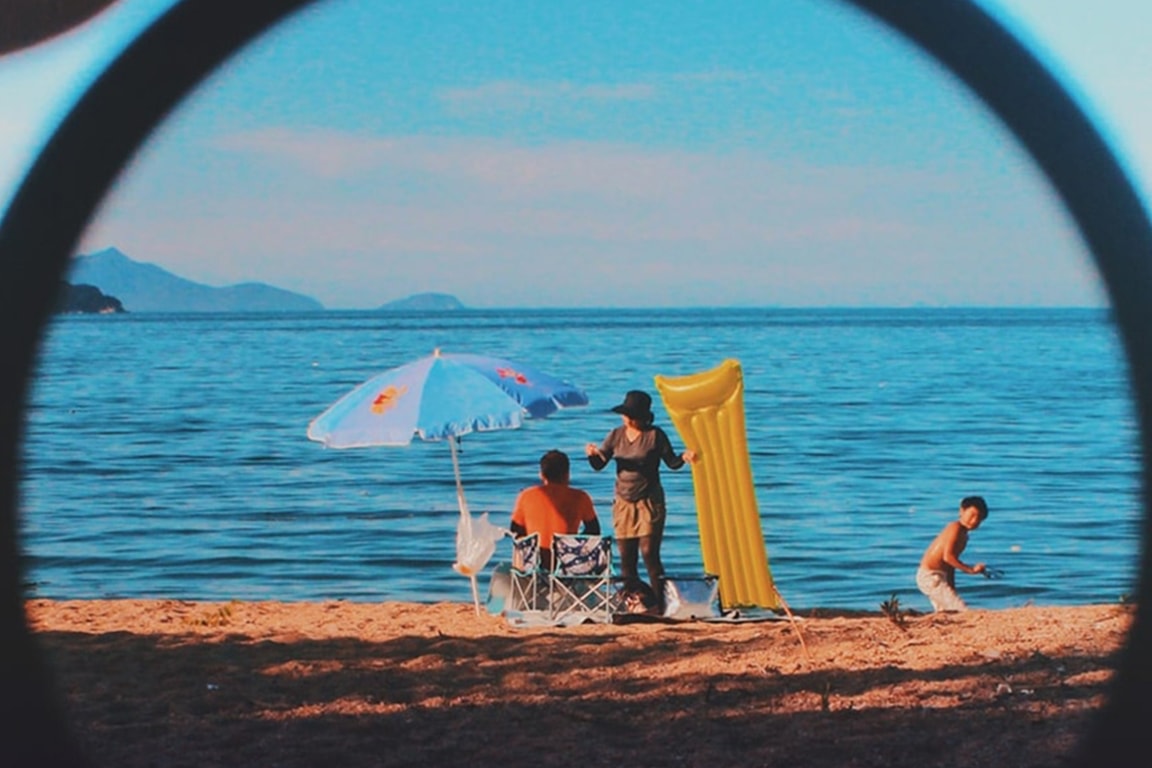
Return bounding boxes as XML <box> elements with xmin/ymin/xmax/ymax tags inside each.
<box><xmin>917</xmin><ymin>496</ymin><xmax>989</xmax><ymax>612</ymax></box>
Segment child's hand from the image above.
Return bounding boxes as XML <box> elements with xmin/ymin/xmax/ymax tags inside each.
<box><xmin>972</xmin><ymin>562</ymin><xmax>986</xmax><ymax>575</ymax></box>
<box><xmin>682</xmin><ymin>449</ymin><xmax>698</xmax><ymax>464</ymax></box>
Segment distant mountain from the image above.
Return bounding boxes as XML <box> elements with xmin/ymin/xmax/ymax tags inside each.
<box><xmin>70</xmin><ymin>247</ymin><xmax>324</xmax><ymax>312</ymax></box>
<box><xmin>377</xmin><ymin>292</ymin><xmax>465</xmax><ymax>311</ymax></box>
<box><xmin>56</xmin><ymin>282</ymin><xmax>125</xmax><ymax>314</ymax></box>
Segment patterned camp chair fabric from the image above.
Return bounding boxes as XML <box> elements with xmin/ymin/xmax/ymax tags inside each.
<box><xmin>552</xmin><ymin>534</ymin><xmax>610</xmax><ymax>577</ymax></box>
<box><xmin>507</xmin><ymin>534</ymin><xmax>546</xmax><ymax>613</ymax></box>
<box><xmin>513</xmin><ymin>533</ymin><xmax>541</xmax><ymax>573</ymax></box>
<box><xmin>548</xmin><ymin>534</ymin><xmax>613</xmax><ymax>624</ymax></box>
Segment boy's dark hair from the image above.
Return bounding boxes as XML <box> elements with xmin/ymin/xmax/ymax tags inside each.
<box><xmin>961</xmin><ymin>496</ymin><xmax>989</xmax><ymax>520</ymax></box>
<box><xmin>539</xmin><ymin>449</ymin><xmax>570</xmax><ymax>483</ymax></box>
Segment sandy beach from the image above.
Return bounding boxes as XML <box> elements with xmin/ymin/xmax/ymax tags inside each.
<box><xmin>18</xmin><ymin>599</ymin><xmax>1136</xmax><ymax>767</ymax></box>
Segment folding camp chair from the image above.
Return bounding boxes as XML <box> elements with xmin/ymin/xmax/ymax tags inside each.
<box><xmin>506</xmin><ymin>533</ymin><xmax>547</xmax><ymax>613</ymax></box>
<box><xmin>548</xmin><ymin>534</ymin><xmax>613</xmax><ymax>624</ymax></box>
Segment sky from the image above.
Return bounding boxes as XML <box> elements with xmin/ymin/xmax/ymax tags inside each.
<box><xmin>0</xmin><ymin>0</ymin><xmax>1149</xmax><ymax>309</ymax></box>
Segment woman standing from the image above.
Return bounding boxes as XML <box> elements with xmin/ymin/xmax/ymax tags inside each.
<box><xmin>585</xmin><ymin>389</ymin><xmax>696</xmax><ymax>614</ymax></box>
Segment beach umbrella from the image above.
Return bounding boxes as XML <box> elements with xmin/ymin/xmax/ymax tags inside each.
<box><xmin>306</xmin><ymin>348</ymin><xmax>589</xmax><ymax>611</ymax></box>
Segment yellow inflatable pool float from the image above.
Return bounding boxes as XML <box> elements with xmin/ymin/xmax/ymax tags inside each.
<box><xmin>654</xmin><ymin>359</ymin><xmax>780</xmax><ymax>610</ymax></box>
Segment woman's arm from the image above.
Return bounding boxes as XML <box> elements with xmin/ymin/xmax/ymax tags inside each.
<box><xmin>657</xmin><ymin>428</ymin><xmax>695</xmax><ymax>469</ymax></box>
<box><xmin>585</xmin><ymin>442</ymin><xmax>609</xmax><ymax>471</ymax></box>
<box><xmin>585</xmin><ymin>430</ymin><xmax>614</xmax><ymax>471</ymax></box>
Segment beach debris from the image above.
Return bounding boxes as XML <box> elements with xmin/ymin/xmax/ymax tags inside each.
<box><xmin>772</xmin><ymin>585</ymin><xmax>811</xmax><ymax>661</ymax></box>
<box><xmin>186</xmin><ymin>601</ymin><xmax>239</xmax><ymax>627</ymax></box>
<box><xmin>880</xmin><ymin>594</ymin><xmax>909</xmax><ymax>630</ymax></box>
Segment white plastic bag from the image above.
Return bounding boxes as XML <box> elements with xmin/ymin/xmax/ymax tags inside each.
<box><xmin>452</xmin><ymin>510</ymin><xmax>508</xmax><ymax>613</ymax></box>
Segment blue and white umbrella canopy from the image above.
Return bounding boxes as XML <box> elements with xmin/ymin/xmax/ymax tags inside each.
<box><xmin>307</xmin><ymin>349</ymin><xmax>589</xmax><ymax>614</ymax></box>
<box><xmin>307</xmin><ymin>349</ymin><xmax>589</xmax><ymax>449</ymax></box>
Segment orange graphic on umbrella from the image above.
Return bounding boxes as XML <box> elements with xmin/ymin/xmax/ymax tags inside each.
<box><xmin>371</xmin><ymin>384</ymin><xmax>407</xmax><ymax>414</ymax></box>
<box><xmin>496</xmin><ymin>367</ymin><xmax>528</xmax><ymax>385</ymax></box>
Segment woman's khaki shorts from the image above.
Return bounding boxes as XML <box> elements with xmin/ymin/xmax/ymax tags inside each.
<box><xmin>612</xmin><ymin>496</ymin><xmax>666</xmax><ymax>539</ymax></box>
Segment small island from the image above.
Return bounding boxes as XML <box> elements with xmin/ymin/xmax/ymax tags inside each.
<box><xmin>56</xmin><ymin>282</ymin><xmax>125</xmax><ymax>314</ymax></box>
<box><xmin>377</xmin><ymin>292</ymin><xmax>465</xmax><ymax>311</ymax></box>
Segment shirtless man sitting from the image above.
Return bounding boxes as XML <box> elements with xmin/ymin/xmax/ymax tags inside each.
<box><xmin>509</xmin><ymin>449</ymin><xmax>601</xmax><ymax>572</ymax></box>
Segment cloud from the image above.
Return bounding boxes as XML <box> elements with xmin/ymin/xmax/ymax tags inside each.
<box><xmin>211</xmin><ymin>128</ymin><xmax>409</xmax><ymax>179</ymax></box>
<box><xmin>82</xmin><ymin>122</ymin><xmax>1097</xmax><ymax>309</ymax></box>
<box><xmin>208</xmin><ymin>126</ymin><xmax>927</xmax><ymax>216</ymax></box>
<box><xmin>670</xmin><ymin>70</ymin><xmax>762</xmax><ymax>86</ymax></box>
<box><xmin>438</xmin><ymin>79</ymin><xmax>657</xmax><ymax>115</ymax></box>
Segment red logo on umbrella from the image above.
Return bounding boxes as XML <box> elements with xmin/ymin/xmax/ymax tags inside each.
<box><xmin>371</xmin><ymin>385</ymin><xmax>407</xmax><ymax>414</ymax></box>
<box><xmin>496</xmin><ymin>367</ymin><xmax>529</xmax><ymax>385</ymax></box>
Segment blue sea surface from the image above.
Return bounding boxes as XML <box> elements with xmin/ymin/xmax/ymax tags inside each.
<box><xmin>17</xmin><ymin>308</ymin><xmax>1144</xmax><ymax>612</ymax></box>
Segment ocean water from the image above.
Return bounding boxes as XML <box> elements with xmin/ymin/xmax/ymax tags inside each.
<box><xmin>16</xmin><ymin>308</ymin><xmax>1145</xmax><ymax>612</ymax></box>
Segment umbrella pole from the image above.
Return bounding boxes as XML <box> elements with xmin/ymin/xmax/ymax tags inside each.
<box><xmin>449</xmin><ymin>437</ymin><xmax>482</xmax><ymax>615</ymax></box>
<box><xmin>469</xmin><ymin>575</ymin><xmax>481</xmax><ymax>616</ymax></box>
<box><xmin>449</xmin><ymin>436</ymin><xmax>469</xmax><ymax>516</ymax></box>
